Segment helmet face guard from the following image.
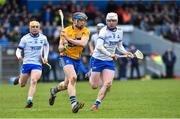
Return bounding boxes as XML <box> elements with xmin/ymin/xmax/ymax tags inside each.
<box><xmin>106</xmin><ymin>12</ymin><xmax>118</xmax><ymax>30</ymax></box>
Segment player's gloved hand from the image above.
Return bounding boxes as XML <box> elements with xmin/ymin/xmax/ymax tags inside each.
<box><xmin>110</xmin><ymin>54</ymin><xmax>119</xmax><ymax>60</ymax></box>
<box><xmin>58</xmin><ymin>45</ymin><xmax>66</xmax><ymax>53</ymax></box>
<box><xmin>17</xmin><ymin>56</ymin><xmax>23</xmax><ymax>63</ymax></box>
<box><xmin>63</xmin><ymin>40</ymin><xmax>68</xmax><ymax>49</ymax></box>
<box><xmin>126</xmin><ymin>52</ymin><xmax>134</xmax><ymax>58</ymax></box>
<box><xmin>58</xmin><ymin>40</ymin><xmax>68</xmax><ymax>53</ymax></box>
<box><xmin>61</xmin><ymin>31</ymin><xmax>69</xmax><ymax>48</ymax></box>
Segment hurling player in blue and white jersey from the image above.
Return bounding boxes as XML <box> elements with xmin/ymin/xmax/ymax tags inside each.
<box><xmin>13</xmin><ymin>20</ymin><xmax>49</xmax><ymax>108</ymax></box>
<box><xmin>89</xmin><ymin>12</ymin><xmax>134</xmax><ymax>111</ymax></box>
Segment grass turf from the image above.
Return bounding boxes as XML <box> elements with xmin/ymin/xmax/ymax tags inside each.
<box><xmin>0</xmin><ymin>79</ymin><xmax>180</xmax><ymax>118</ymax></box>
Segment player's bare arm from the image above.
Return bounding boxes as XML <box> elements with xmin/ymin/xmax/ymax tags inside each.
<box><xmin>42</xmin><ymin>39</ymin><xmax>49</xmax><ymax>64</ymax></box>
<box><xmin>61</xmin><ymin>31</ymin><xmax>89</xmax><ymax>47</ymax></box>
<box><xmin>16</xmin><ymin>48</ymin><xmax>23</xmax><ymax>62</ymax></box>
<box><xmin>89</xmin><ymin>41</ymin><xmax>94</xmax><ymax>55</ymax></box>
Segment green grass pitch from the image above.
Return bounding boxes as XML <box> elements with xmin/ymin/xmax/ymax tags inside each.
<box><xmin>0</xmin><ymin>79</ymin><xmax>180</xmax><ymax>118</ymax></box>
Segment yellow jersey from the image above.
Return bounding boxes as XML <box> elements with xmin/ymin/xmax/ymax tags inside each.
<box><xmin>60</xmin><ymin>26</ymin><xmax>90</xmax><ymax>59</ymax></box>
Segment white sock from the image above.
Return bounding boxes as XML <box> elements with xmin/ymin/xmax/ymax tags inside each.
<box><xmin>96</xmin><ymin>99</ymin><xmax>101</xmax><ymax>103</ymax></box>
<box><xmin>72</xmin><ymin>102</ymin><xmax>77</xmax><ymax>108</ymax></box>
<box><xmin>27</xmin><ymin>97</ymin><xmax>33</xmax><ymax>101</ymax></box>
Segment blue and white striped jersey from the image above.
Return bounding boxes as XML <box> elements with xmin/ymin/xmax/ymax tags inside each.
<box><xmin>18</xmin><ymin>33</ymin><xmax>49</xmax><ymax>65</ymax></box>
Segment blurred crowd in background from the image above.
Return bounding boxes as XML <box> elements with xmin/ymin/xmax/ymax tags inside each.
<box><xmin>0</xmin><ymin>0</ymin><xmax>180</xmax><ymax>47</ymax></box>
<box><xmin>0</xmin><ymin>0</ymin><xmax>179</xmax><ymax>81</ymax></box>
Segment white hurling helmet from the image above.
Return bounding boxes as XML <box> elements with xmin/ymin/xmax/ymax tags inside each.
<box><xmin>106</xmin><ymin>12</ymin><xmax>118</xmax><ymax>21</ymax></box>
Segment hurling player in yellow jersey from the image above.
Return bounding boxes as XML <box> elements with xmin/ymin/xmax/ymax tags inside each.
<box><xmin>49</xmin><ymin>12</ymin><xmax>90</xmax><ymax>113</ymax></box>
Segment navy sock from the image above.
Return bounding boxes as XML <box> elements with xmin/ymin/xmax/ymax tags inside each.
<box><xmin>70</xmin><ymin>96</ymin><xmax>76</xmax><ymax>104</ymax></box>
<box><xmin>95</xmin><ymin>99</ymin><xmax>101</xmax><ymax>107</ymax></box>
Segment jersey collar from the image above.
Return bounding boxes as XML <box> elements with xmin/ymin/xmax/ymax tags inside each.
<box><xmin>107</xmin><ymin>27</ymin><xmax>117</xmax><ymax>32</ymax></box>
<box><xmin>30</xmin><ymin>33</ymin><xmax>39</xmax><ymax>38</ymax></box>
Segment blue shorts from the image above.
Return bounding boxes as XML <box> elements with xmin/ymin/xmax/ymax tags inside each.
<box><xmin>21</xmin><ymin>64</ymin><xmax>42</xmax><ymax>74</ymax></box>
<box><xmin>90</xmin><ymin>57</ymin><xmax>115</xmax><ymax>72</ymax></box>
<box><xmin>59</xmin><ymin>56</ymin><xmax>81</xmax><ymax>74</ymax></box>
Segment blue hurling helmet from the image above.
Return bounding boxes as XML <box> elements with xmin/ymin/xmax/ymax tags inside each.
<box><xmin>73</xmin><ymin>12</ymin><xmax>88</xmax><ymax>21</ymax></box>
